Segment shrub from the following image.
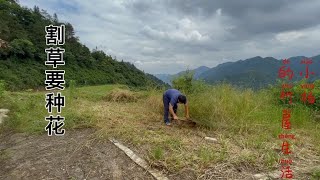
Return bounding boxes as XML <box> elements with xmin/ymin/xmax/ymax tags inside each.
<box><xmin>270</xmin><ymin>79</ymin><xmax>320</xmax><ymax>111</ymax></box>
<box><xmin>10</xmin><ymin>39</ymin><xmax>36</xmax><ymax>58</ymax></box>
<box><xmin>172</xmin><ymin>69</ymin><xmax>209</xmax><ymax>95</ymax></box>
<box><xmin>172</xmin><ymin>69</ymin><xmax>194</xmax><ymax>94</ymax></box>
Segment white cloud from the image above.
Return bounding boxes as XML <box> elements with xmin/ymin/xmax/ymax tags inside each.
<box><xmin>178</xmin><ymin>18</ymin><xmax>193</xmax><ymax>30</ymax></box>
<box><xmin>19</xmin><ymin>0</ymin><xmax>320</xmax><ymax>74</ymax></box>
<box><xmin>141</xmin><ymin>18</ymin><xmax>210</xmax><ymax>43</ymax></box>
<box><xmin>276</xmin><ymin>31</ymin><xmax>306</xmax><ymax>43</ymax></box>
<box><xmin>134</xmin><ymin>60</ymin><xmax>143</xmax><ymax>65</ymax></box>
<box><xmin>216</xmin><ymin>8</ymin><xmax>222</xmax><ymax>16</ymax></box>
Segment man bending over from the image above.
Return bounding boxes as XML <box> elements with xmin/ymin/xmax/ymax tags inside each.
<box><xmin>163</xmin><ymin>89</ymin><xmax>189</xmax><ymax>126</ymax></box>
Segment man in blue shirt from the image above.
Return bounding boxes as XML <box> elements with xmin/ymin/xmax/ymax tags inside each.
<box><xmin>163</xmin><ymin>89</ymin><xmax>190</xmax><ymax>126</ymax></box>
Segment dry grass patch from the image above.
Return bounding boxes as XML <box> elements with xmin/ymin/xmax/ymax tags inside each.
<box><xmin>104</xmin><ymin>88</ymin><xmax>139</xmax><ymax>102</ymax></box>
<box><xmin>77</xmin><ymin>88</ymin><xmax>319</xmax><ymax>178</ymax></box>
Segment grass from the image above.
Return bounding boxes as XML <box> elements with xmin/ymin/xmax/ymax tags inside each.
<box><xmin>312</xmin><ymin>169</ymin><xmax>320</xmax><ymax>179</ymax></box>
<box><xmin>0</xmin><ymin>149</ymin><xmax>11</xmax><ymax>161</ymax></box>
<box><xmin>104</xmin><ymin>88</ymin><xmax>140</xmax><ymax>102</ymax></box>
<box><xmin>0</xmin><ymin>84</ymin><xmax>128</xmax><ymax>133</ymax></box>
<box><xmin>0</xmin><ymin>83</ymin><xmax>319</xmax><ymax>178</ymax></box>
<box><xmin>150</xmin><ymin>146</ymin><xmax>164</xmax><ymax>161</ymax></box>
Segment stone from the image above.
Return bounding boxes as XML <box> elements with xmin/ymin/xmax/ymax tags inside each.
<box><xmin>204</xmin><ymin>137</ymin><xmax>218</xmax><ymax>142</ymax></box>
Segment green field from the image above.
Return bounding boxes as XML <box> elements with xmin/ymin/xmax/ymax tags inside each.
<box><xmin>0</xmin><ymin>83</ymin><xmax>319</xmax><ymax>178</ymax></box>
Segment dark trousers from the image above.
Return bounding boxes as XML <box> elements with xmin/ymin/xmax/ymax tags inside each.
<box><xmin>163</xmin><ymin>94</ymin><xmax>177</xmax><ymax>123</ymax></box>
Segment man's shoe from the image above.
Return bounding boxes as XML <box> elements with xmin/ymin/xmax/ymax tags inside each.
<box><xmin>165</xmin><ymin>122</ymin><xmax>171</xmax><ymax>126</ymax></box>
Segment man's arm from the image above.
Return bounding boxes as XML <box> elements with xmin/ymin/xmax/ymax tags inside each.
<box><xmin>185</xmin><ymin>103</ymin><xmax>190</xmax><ymax>119</ymax></box>
<box><xmin>169</xmin><ymin>104</ymin><xmax>178</xmax><ymax>119</ymax></box>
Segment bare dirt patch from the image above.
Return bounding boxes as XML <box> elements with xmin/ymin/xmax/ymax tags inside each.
<box><xmin>0</xmin><ymin>129</ymin><xmax>154</xmax><ymax>180</ymax></box>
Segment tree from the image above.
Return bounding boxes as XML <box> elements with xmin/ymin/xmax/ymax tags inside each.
<box><xmin>65</xmin><ymin>23</ymin><xmax>77</xmax><ymax>40</ymax></box>
<box><xmin>53</xmin><ymin>13</ymin><xmax>58</xmax><ymax>24</ymax></box>
<box><xmin>33</xmin><ymin>5</ymin><xmax>40</xmax><ymax>14</ymax></box>
<box><xmin>92</xmin><ymin>49</ymin><xmax>106</xmax><ymax>61</ymax></box>
<box><xmin>10</xmin><ymin>39</ymin><xmax>36</xmax><ymax>58</ymax></box>
<box><xmin>7</xmin><ymin>0</ymin><xmax>18</xmax><ymax>4</ymax></box>
<box><xmin>172</xmin><ymin>69</ymin><xmax>194</xmax><ymax>94</ymax></box>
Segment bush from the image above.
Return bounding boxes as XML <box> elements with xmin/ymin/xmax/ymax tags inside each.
<box><xmin>172</xmin><ymin>70</ymin><xmax>194</xmax><ymax>94</ymax></box>
<box><xmin>270</xmin><ymin>79</ymin><xmax>320</xmax><ymax>111</ymax></box>
<box><xmin>172</xmin><ymin>69</ymin><xmax>209</xmax><ymax>95</ymax></box>
<box><xmin>10</xmin><ymin>39</ymin><xmax>36</xmax><ymax>58</ymax></box>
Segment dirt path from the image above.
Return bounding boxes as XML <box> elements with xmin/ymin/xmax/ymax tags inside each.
<box><xmin>1</xmin><ymin>127</ymin><xmax>318</xmax><ymax>180</ymax></box>
<box><xmin>0</xmin><ymin>129</ymin><xmax>154</xmax><ymax>180</ymax></box>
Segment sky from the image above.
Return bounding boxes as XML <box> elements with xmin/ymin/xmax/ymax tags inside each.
<box><xmin>20</xmin><ymin>0</ymin><xmax>320</xmax><ymax>74</ymax></box>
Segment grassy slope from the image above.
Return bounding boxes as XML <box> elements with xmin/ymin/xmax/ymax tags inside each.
<box><xmin>0</xmin><ymin>84</ymin><xmax>319</xmax><ymax>178</ymax></box>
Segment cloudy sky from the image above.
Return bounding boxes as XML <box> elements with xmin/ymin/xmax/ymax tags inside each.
<box><xmin>20</xmin><ymin>0</ymin><xmax>320</xmax><ymax>74</ymax></box>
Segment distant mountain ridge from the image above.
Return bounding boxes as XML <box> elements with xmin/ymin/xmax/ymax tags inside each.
<box><xmin>176</xmin><ymin>66</ymin><xmax>210</xmax><ymax>79</ymax></box>
<box><xmin>155</xmin><ymin>55</ymin><xmax>320</xmax><ymax>89</ymax></box>
<box><xmin>200</xmin><ymin>55</ymin><xmax>320</xmax><ymax>89</ymax></box>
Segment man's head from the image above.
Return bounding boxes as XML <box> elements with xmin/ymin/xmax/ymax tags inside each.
<box><xmin>178</xmin><ymin>94</ymin><xmax>187</xmax><ymax>104</ymax></box>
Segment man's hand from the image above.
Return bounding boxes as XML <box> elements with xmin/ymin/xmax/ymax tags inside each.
<box><xmin>173</xmin><ymin>115</ymin><xmax>179</xmax><ymax>120</ymax></box>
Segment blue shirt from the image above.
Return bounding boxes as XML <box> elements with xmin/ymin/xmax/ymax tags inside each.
<box><xmin>164</xmin><ymin>89</ymin><xmax>184</xmax><ymax>106</ymax></box>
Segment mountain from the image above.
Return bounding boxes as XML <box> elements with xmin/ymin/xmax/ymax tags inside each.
<box><xmin>154</xmin><ymin>66</ymin><xmax>210</xmax><ymax>85</ymax></box>
<box><xmin>199</xmin><ymin>55</ymin><xmax>320</xmax><ymax>89</ymax></box>
<box><xmin>175</xmin><ymin>66</ymin><xmax>210</xmax><ymax>79</ymax></box>
<box><xmin>155</xmin><ymin>55</ymin><xmax>319</xmax><ymax>89</ymax></box>
<box><xmin>0</xmin><ymin>1</ymin><xmax>166</xmax><ymax>90</ymax></box>
<box><xmin>153</xmin><ymin>74</ymin><xmax>172</xmax><ymax>85</ymax></box>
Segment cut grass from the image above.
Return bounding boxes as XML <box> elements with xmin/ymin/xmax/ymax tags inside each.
<box><xmin>104</xmin><ymin>88</ymin><xmax>139</xmax><ymax>102</ymax></box>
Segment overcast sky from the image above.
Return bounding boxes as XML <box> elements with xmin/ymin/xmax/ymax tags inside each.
<box><xmin>20</xmin><ymin>0</ymin><xmax>320</xmax><ymax>74</ymax></box>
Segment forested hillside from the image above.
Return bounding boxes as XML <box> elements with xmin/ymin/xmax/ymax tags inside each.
<box><xmin>0</xmin><ymin>0</ymin><xmax>166</xmax><ymax>90</ymax></box>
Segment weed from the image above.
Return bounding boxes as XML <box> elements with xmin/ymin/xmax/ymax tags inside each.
<box><xmin>151</xmin><ymin>146</ymin><xmax>164</xmax><ymax>160</ymax></box>
<box><xmin>198</xmin><ymin>146</ymin><xmax>216</xmax><ymax>163</ymax></box>
<box><xmin>311</xmin><ymin>169</ymin><xmax>320</xmax><ymax>180</ymax></box>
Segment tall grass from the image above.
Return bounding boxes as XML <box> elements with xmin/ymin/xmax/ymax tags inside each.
<box><xmin>68</xmin><ymin>80</ymin><xmax>77</xmax><ymax>104</ymax></box>
<box><xmin>1</xmin><ymin>92</ymin><xmax>48</xmax><ymax>133</ymax></box>
<box><xmin>0</xmin><ymin>80</ymin><xmax>5</xmax><ymax>99</ymax></box>
<box><xmin>170</xmin><ymin>72</ymin><xmax>316</xmax><ymax>137</ymax></box>
<box><xmin>270</xmin><ymin>79</ymin><xmax>320</xmax><ymax>111</ymax></box>
<box><xmin>188</xmin><ymin>84</ymin><xmax>281</xmax><ymax>130</ymax></box>
<box><xmin>143</xmin><ymin>81</ymin><xmax>319</xmax><ymax>172</ymax></box>
<box><xmin>0</xmin><ymin>85</ymin><xmax>117</xmax><ymax>133</ymax></box>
